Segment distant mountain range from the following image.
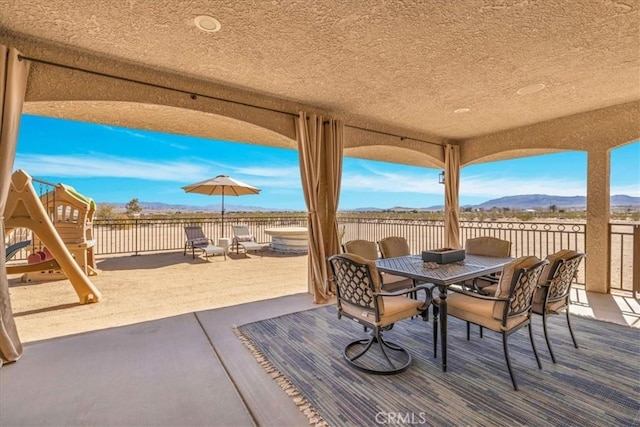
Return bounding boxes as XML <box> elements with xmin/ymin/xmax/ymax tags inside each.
<box><xmin>473</xmin><ymin>194</ymin><xmax>639</xmax><ymax>210</ymax></box>
<box><xmin>111</xmin><ymin>201</ymin><xmax>285</xmax><ymax>213</ymax></box>
<box><xmin>347</xmin><ymin>194</ymin><xmax>640</xmax><ymax>212</ymax></box>
<box><xmin>109</xmin><ymin>194</ymin><xmax>640</xmax><ymax>213</ymax></box>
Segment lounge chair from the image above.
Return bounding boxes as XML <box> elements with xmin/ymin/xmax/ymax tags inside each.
<box><xmin>231</xmin><ymin>224</ymin><xmax>265</xmax><ymax>257</ymax></box>
<box><xmin>183</xmin><ymin>226</ymin><xmax>226</xmax><ymax>260</ymax></box>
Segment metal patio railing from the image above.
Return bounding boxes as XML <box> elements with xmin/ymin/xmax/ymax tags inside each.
<box><xmin>5</xmin><ymin>215</ymin><xmax>638</xmax><ymax>293</ymax></box>
<box><xmin>609</xmin><ymin>223</ymin><xmax>639</xmax><ymax>296</ymax></box>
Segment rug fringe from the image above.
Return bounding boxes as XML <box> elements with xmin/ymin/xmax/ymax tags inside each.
<box><xmin>233</xmin><ymin>326</ymin><xmax>329</xmax><ymax>427</ymax></box>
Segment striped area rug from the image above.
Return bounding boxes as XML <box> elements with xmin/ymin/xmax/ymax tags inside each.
<box><xmin>236</xmin><ymin>305</ymin><xmax>639</xmax><ymax>427</ymax></box>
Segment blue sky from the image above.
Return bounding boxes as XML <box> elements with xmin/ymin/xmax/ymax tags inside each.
<box><xmin>13</xmin><ymin>115</ymin><xmax>640</xmax><ymax>211</ymax></box>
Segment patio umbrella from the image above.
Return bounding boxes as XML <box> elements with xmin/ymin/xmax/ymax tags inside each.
<box><xmin>181</xmin><ymin>175</ymin><xmax>260</xmax><ymax>235</ymax></box>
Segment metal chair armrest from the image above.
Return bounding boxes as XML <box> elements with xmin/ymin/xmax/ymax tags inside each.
<box><xmin>375</xmin><ymin>283</ymin><xmax>433</xmax><ymax>298</ymax></box>
<box><xmin>478</xmin><ymin>274</ymin><xmax>500</xmax><ymax>284</ymax></box>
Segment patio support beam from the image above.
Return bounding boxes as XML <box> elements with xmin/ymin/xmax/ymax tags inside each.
<box><xmin>585</xmin><ymin>148</ymin><xmax>610</xmax><ymax>294</ymax></box>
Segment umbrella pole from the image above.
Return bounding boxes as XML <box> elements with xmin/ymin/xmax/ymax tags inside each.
<box><xmin>221</xmin><ymin>188</ymin><xmax>225</xmax><ymax>237</ymax></box>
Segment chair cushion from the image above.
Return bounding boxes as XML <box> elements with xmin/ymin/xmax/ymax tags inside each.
<box><xmin>340</xmin><ymin>301</ymin><xmax>377</xmax><ymax>325</ymax></box>
<box><xmin>378</xmin><ymin>237</ymin><xmax>410</xmax><ymax>258</ymax></box>
<box><xmin>235</xmin><ymin>235</ymin><xmax>254</xmax><ymax>242</ymax></box>
<box><xmin>381</xmin><ymin>273</ymin><xmax>413</xmax><ymax>292</ymax></box>
<box><xmin>494</xmin><ymin>256</ymin><xmax>540</xmax><ymax>298</ymax></box>
<box><xmin>492</xmin><ymin>255</ymin><xmax>540</xmax><ymax>319</ymax></box>
<box><xmin>486</xmin><ymin>250</ymin><xmax>576</xmax><ymax>300</ymax></box>
<box><xmin>191</xmin><ymin>238</ymin><xmax>209</xmax><ymax>246</ymax></box>
<box><xmin>465</xmin><ymin>237</ymin><xmax>511</xmax><ymax>257</ymax></box>
<box><xmin>463</xmin><ymin>237</ymin><xmax>509</xmax><ymax>292</ymax></box>
<box><xmin>532</xmin><ymin>249</ymin><xmax>578</xmax><ymax>304</ymax></box>
<box><xmin>483</xmin><ymin>283</ymin><xmax>498</xmax><ymax>295</ymax></box>
<box><xmin>378</xmin><ymin>296</ymin><xmax>425</xmax><ymax>328</ymax></box>
<box><xmin>343</xmin><ymin>240</ymin><xmax>378</xmax><ymax>260</ymax></box>
<box><xmin>532</xmin><ymin>298</ymin><xmax>567</xmax><ymax>315</ymax></box>
<box><xmin>538</xmin><ymin>249</ymin><xmax>577</xmax><ymax>285</ymax></box>
<box><xmin>443</xmin><ymin>293</ymin><xmax>529</xmax><ymax>332</ymax></box>
<box><xmin>341</xmin><ymin>295</ymin><xmax>424</xmax><ymax>328</ymax></box>
<box><xmin>239</xmin><ymin>241</ymin><xmax>264</xmax><ymax>250</ymax></box>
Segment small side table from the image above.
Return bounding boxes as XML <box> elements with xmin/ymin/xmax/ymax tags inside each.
<box><xmin>218</xmin><ymin>238</ymin><xmax>232</xmax><ymax>254</ymax></box>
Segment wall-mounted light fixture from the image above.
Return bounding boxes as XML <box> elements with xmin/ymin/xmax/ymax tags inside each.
<box><xmin>438</xmin><ymin>171</ymin><xmax>445</xmax><ymax>185</ymax></box>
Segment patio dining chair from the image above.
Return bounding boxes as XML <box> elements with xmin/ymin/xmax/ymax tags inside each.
<box><xmin>461</xmin><ymin>236</ymin><xmax>512</xmax><ymax>293</ymax></box>
<box><xmin>342</xmin><ymin>239</ymin><xmax>414</xmax><ymax>293</ymax></box>
<box><xmin>433</xmin><ymin>256</ymin><xmax>548</xmax><ymax>390</ymax></box>
<box><xmin>377</xmin><ymin>236</ymin><xmax>434</xmax><ymax>301</ymax></box>
<box><xmin>328</xmin><ymin>253</ymin><xmax>433</xmax><ymax>375</ymax></box>
<box><xmin>377</xmin><ymin>236</ymin><xmax>411</xmax><ymax>259</ymax></box>
<box><xmin>231</xmin><ymin>224</ymin><xmax>265</xmax><ymax>257</ymax></box>
<box><xmin>183</xmin><ymin>226</ymin><xmax>226</xmax><ymax>260</ymax></box>
<box><xmin>481</xmin><ymin>250</ymin><xmax>585</xmax><ymax>362</ymax></box>
<box><xmin>531</xmin><ymin>250</ymin><xmax>585</xmax><ymax>363</ymax></box>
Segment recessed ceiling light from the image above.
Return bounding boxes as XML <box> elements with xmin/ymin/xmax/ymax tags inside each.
<box><xmin>454</xmin><ymin>108</ymin><xmax>470</xmax><ymax>114</ymax></box>
<box><xmin>194</xmin><ymin>15</ymin><xmax>221</xmax><ymax>33</ymax></box>
<box><xmin>517</xmin><ymin>83</ymin><xmax>546</xmax><ymax>95</ymax></box>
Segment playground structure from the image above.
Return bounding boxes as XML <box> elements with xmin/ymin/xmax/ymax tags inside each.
<box><xmin>34</xmin><ymin>181</ymin><xmax>98</xmax><ymax>277</ymax></box>
<box><xmin>4</xmin><ymin>170</ymin><xmax>101</xmax><ymax>304</ymax></box>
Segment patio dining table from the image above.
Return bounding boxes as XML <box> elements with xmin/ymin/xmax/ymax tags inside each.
<box><xmin>375</xmin><ymin>254</ymin><xmax>513</xmax><ymax>372</ymax></box>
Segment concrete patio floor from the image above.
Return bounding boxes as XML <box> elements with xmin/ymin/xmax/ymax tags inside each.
<box><xmin>1</xmin><ymin>250</ymin><xmax>638</xmax><ymax>426</ymax></box>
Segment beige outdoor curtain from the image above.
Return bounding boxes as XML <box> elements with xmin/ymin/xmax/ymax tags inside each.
<box><xmin>324</xmin><ymin>119</ymin><xmax>343</xmax><ymax>275</ymax></box>
<box><xmin>0</xmin><ymin>46</ymin><xmax>29</xmax><ymax>366</ymax></box>
<box><xmin>295</xmin><ymin>112</ymin><xmax>344</xmax><ymax>304</ymax></box>
<box><xmin>444</xmin><ymin>144</ymin><xmax>461</xmax><ymax>249</ymax></box>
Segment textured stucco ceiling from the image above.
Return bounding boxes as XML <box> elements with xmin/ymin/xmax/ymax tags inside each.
<box><xmin>0</xmin><ymin>0</ymin><xmax>638</xmax><ymax>164</ymax></box>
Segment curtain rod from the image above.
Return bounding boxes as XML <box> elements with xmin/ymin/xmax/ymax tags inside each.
<box><xmin>344</xmin><ymin>125</ymin><xmax>444</xmax><ymax>147</ymax></box>
<box><xmin>18</xmin><ymin>54</ymin><xmax>296</xmax><ymax>117</ymax></box>
<box><xmin>18</xmin><ymin>54</ymin><xmax>445</xmax><ymax>148</ymax></box>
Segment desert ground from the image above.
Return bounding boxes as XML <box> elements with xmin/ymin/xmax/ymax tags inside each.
<box><xmin>8</xmin><ymin>250</ymin><xmax>309</xmax><ymax>343</ymax></box>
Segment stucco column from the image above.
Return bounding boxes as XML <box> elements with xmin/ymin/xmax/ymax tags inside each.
<box><xmin>585</xmin><ymin>148</ymin><xmax>610</xmax><ymax>293</ymax></box>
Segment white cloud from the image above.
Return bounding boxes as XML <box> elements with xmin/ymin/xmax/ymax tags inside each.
<box><xmin>460</xmin><ymin>174</ymin><xmax>587</xmax><ymax>197</ymax></box>
<box><xmin>342</xmin><ymin>172</ymin><xmax>441</xmax><ymax>194</ymax></box>
<box><xmin>13</xmin><ymin>153</ymin><xmax>304</xmax><ymax>189</ymax></box>
<box><xmin>228</xmin><ymin>165</ymin><xmax>300</xmax><ymax>178</ymax></box>
<box><xmin>247</xmin><ymin>176</ymin><xmax>303</xmax><ymax>190</ymax></box>
<box><xmin>100</xmin><ymin>124</ymin><xmax>149</xmax><ymax>139</ymax></box>
<box><xmin>340</xmin><ymin>162</ymin><xmax>438</xmax><ymax>193</ymax></box>
<box><xmin>100</xmin><ymin>124</ymin><xmax>189</xmax><ymax>149</ymax></box>
<box><xmin>14</xmin><ymin>154</ymin><xmax>211</xmax><ymax>182</ymax></box>
<box><xmin>341</xmin><ymin>169</ymin><xmax>590</xmax><ymax>198</ymax></box>
<box><xmin>16</xmin><ymin>153</ymin><xmax>633</xmax><ymax>200</ymax></box>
